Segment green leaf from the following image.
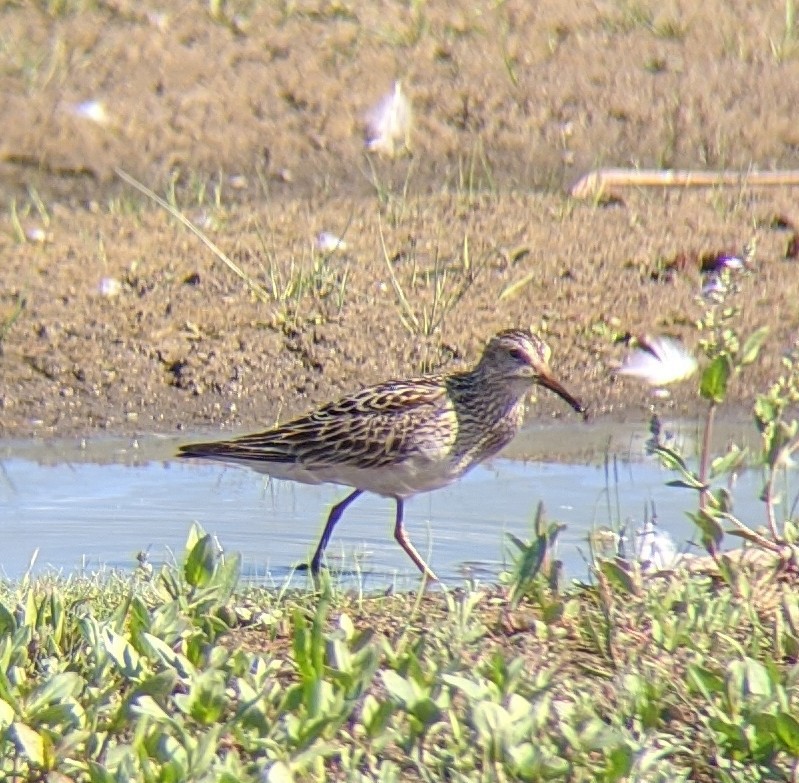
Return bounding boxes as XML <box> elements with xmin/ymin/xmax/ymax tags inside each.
<box><xmin>710</xmin><ymin>445</ymin><xmax>747</xmax><ymax>478</ymax></box>
<box><xmin>706</xmin><ymin>488</ymin><xmax>733</xmax><ymax>514</ymax></box>
<box><xmin>149</xmin><ymin>734</ymin><xmax>187</xmax><ymax>775</ymax></box>
<box><xmin>186</xmin><ymin>671</ymin><xmax>228</xmax><ymax>724</ymax></box>
<box><xmin>0</xmin><ymin>698</ymin><xmax>14</xmax><ymax>729</ymax></box>
<box><xmin>748</xmin><ymin>712</ymin><xmax>778</xmax><ymax>750</ymax></box>
<box><xmin>765</xmin><ymin>421</ymin><xmax>799</xmax><ymax>467</ymax></box>
<box><xmin>141</xmin><ymin>633</ymin><xmax>197</xmax><ymax>679</ymax></box>
<box><xmin>507</xmin><ymin>532</ymin><xmax>546</xmax><ymax>606</ymax></box>
<box><xmin>131</xmin><ymin>695</ymin><xmax>180</xmax><ymax>730</ymax></box>
<box><xmin>473</xmin><ymin>701</ymin><xmax>510</xmax><ymax>739</ymax></box>
<box><xmin>598</xmin><ymin>559</ymin><xmax>637</xmax><ymax>595</ymax></box>
<box><xmin>700</xmin><ymin>354</ymin><xmax>732</xmax><ymax>403</ymax></box>
<box><xmin>26</xmin><ymin>672</ymin><xmax>84</xmax><ymax>719</ymax></box>
<box><xmin>184</xmin><ymin>522</ymin><xmax>204</xmax><ymax>554</ymax></box>
<box><xmin>739</xmin><ymin>326</ymin><xmax>769</xmax><ymax>366</ymax></box>
<box><xmin>191</xmin><ymin>724</ymin><xmax>223</xmax><ymax>776</ymax></box>
<box><xmin>665</xmin><ymin>478</ymin><xmax>706</xmax><ymax>490</ymax></box>
<box><xmin>87</xmin><ymin>761</ymin><xmax>116</xmax><ymax>783</ymax></box>
<box><xmin>754</xmin><ymin>395</ymin><xmax>779</xmax><ymax>430</ymax></box>
<box><xmin>709</xmin><ymin>716</ymin><xmax>748</xmax><ymax>751</ymax></box>
<box><xmin>689</xmin><ymin>509</ymin><xmax>724</xmax><ymax>552</ymax></box>
<box><xmin>442</xmin><ymin>674</ymin><xmax>487</xmax><ymax>701</ymax></box>
<box><xmin>360</xmin><ymin>694</ymin><xmax>393</xmax><ymax>738</ymax></box>
<box><xmin>605</xmin><ymin>745</ymin><xmax>634</xmax><ymax>779</ymax></box>
<box><xmin>213</xmin><ymin>551</ymin><xmax>241</xmax><ymax>599</ymax></box>
<box><xmin>184</xmin><ymin>533</ymin><xmax>216</xmax><ymax>588</ymax></box>
<box><xmin>131</xmin><ymin>671</ymin><xmax>178</xmax><ymax>701</ymax></box>
<box><xmin>10</xmin><ymin>722</ymin><xmax>45</xmax><ymax>766</ymax></box>
<box><xmin>651</xmin><ymin>445</ymin><xmax>690</xmax><ymax>473</ymax></box>
<box><xmin>0</xmin><ymin>603</ymin><xmax>15</xmax><ymax>637</ymax></box>
<box><xmin>508</xmin><ymin>742</ymin><xmax>541</xmax><ymax>778</ymax></box>
<box><xmin>101</xmin><ymin>627</ymin><xmax>144</xmax><ymax>681</ymax></box>
<box><xmin>686</xmin><ymin>664</ymin><xmax>725</xmax><ymax>699</ymax></box>
<box><xmin>411</xmin><ymin>696</ymin><xmax>442</xmax><ymax>727</ymax></box>
<box><xmin>381</xmin><ymin>670</ymin><xmax>416</xmax><ymax>707</ymax></box>
<box><xmin>715</xmin><ymin>554</ymin><xmax>740</xmax><ymax>588</ymax></box>
<box><xmin>291</xmin><ymin>609</ymin><xmax>323</xmax><ymax>684</ymax></box>
<box><xmin>743</xmin><ymin>659</ymin><xmax>773</xmax><ymax>697</ymax></box>
<box><xmin>775</xmin><ymin>712</ymin><xmax>799</xmax><ymax>754</ymax></box>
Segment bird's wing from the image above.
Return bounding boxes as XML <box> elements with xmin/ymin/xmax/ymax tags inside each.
<box><xmin>178</xmin><ymin>377</ymin><xmax>452</xmax><ymax>469</ymax></box>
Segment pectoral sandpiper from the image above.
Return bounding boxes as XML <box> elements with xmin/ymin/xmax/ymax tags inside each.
<box><xmin>178</xmin><ymin>329</ymin><xmax>585</xmax><ymax>581</ymax></box>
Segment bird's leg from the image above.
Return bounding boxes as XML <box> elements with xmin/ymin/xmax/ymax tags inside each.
<box><xmin>393</xmin><ymin>498</ymin><xmax>439</xmax><ymax>582</ymax></box>
<box><xmin>309</xmin><ymin>489</ymin><xmax>364</xmax><ymax>574</ymax></box>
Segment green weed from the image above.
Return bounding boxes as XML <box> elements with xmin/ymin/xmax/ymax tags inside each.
<box><xmin>2</xmin><ymin>517</ymin><xmax>798</xmax><ymax>781</ymax></box>
<box><xmin>642</xmin><ymin>241</ymin><xmax>798</xmax><ymax>574</ymax></box>
<box><xmin>769</xmin><ymin>0</ymin><xmax>799</xmax><ymax>62</ymax></box>
<box><xmin>380</xmin><ymin>221</ymin><xmax>485</xmax><ymax>347</ymax></box>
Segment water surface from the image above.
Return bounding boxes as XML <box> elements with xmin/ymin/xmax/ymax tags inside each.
<box><xmin>0</xmin><ymin>419</ymin><xmax>772</xmax><ymax>589</ymax></box>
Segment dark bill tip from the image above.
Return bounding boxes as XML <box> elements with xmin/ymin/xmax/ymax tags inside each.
<box><xmin>540</xmin><ymin>375</ymin><xmax>586</xmax><ymax>417</ymax></box>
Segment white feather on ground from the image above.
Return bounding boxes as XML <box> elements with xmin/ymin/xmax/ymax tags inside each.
<box><xmin>365</xmin><ymin>81</ymin><xmax>412</xmax><ymax>157</ymax></box>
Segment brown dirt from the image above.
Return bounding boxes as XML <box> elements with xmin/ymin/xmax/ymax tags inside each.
<box><xmin>2</xmin><ymin>0</ymin><xmax>799</xmax><ymax>440</ymax></box>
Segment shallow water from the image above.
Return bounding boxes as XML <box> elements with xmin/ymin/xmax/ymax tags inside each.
<box><xmin>0</xmin><ymin>419</ymin><xmax>775</xmax><ymax>589</ymax></box>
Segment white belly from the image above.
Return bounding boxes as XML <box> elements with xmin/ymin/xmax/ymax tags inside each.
<box><xmin>213</xmin><ymin>453</ymin><xmax>469</xmax><ymax>499</ymax></box>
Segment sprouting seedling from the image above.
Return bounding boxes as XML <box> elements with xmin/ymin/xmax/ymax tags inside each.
<box><xmin>615</xmin><ymin>335</ymin><xmax>698</xmax><ymax>389</ymax></box>
<box><xmin>365</xmin><ymin>81</ymin><xmax>412</xmax><ymax>158</ymax></box>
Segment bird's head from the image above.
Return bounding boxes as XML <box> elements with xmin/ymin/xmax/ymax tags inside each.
<box><xmin>478</xmin><ymin>329</ymin><xmax>586</xmax><ymax>415</ymax></box>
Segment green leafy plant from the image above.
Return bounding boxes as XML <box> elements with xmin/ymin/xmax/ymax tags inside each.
<box><xmin>644</xmin><ymin>248</ymin><xmax>799</xmax><ymax>566</ymax></box>
<box><xmin>503</xmin><ymin>501</ymin><xmax>566</xmax><ymax>609</ymax></box>
<box><xmin>753</xmin><ymin>338</ymin><xmax>799</xmax><ymax>543</ymax></box>
<box><xmin>380</xmin><ymin>223</ymin><xmax>485</xmax><ymax>343</ymax></box>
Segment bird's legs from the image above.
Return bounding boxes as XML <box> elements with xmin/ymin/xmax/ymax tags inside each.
<box><xmin>308</xmin><ymin>490</ymin><xmax>439</xmax><ymax>582</ymax></box>
<box><xmin>393</xmin><ymin>498</ymin><xmax>439</xmax><ymax>582</ymax></box>
<box><xmin>309</xmin><ymin>488</ymin><xmax>364</xmax><ymax>573</ymax></box>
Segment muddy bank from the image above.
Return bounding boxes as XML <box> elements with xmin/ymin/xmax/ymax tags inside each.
<box><xmin>1</xmin><ymin>1</ymin><xmax>798</xmax><ymax>440</ymax></box>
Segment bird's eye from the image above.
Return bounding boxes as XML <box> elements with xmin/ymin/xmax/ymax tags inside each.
<box><xmin>508</xmin><ymin>347</ymin><xmax>528</xmax><ymax>363</ymax></box>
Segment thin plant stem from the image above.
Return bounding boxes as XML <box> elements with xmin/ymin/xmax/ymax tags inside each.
<box><xmin>115</xmin><ymin>167</ymin><xmax>271</xmax><ymax>303</ymax></box>
<box><xmin>699</xmin><ymin>401</ymin><xmax>716</xmax><ymax>511</ymax></box>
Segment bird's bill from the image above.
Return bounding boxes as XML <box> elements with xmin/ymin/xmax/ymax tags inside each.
<box><xmin>538</xmin><ymin>371</ymin><xmax>586</xmax><ymax>415</ymax></box>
